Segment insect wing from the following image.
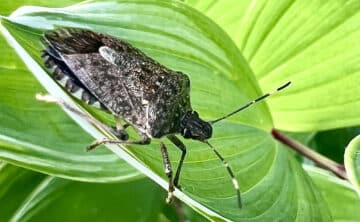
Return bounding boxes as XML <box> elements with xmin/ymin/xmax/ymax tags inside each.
<box><xmin>62</xmin><ymin>52</ymin><xmax>147</xmax><ymax>127</ymax></box>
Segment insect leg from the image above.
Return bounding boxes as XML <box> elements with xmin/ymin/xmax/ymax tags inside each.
<box><xmin>160</xmin><ymin>141</ymin><xmax>175</xmax><ymax>203</ymax></box>
<box><xmin>86</xmin><ymin>136</ymin><xmax>151</xmax><ymax>151</ymax></box>
<box><xmin>111</xmin><ymin>116</ymin><xmax>129</xmax><ymax>141</ymax></box>
<box><xmin>167</xmin><ymin>135</ymin><xmax>186</xmax><ymax>188</ymax></box>
<box><xmin>114</xmin><ymin>116</ymin><xmax>130</xmax><ymax>130</ymax></box>
<box><xmin>36</xmin><ymin>93</ymin><xmax>130</xmax><ymax>142</ymax></box>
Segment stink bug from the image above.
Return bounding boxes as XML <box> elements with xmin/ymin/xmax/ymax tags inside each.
<box><xmin>39</xmin><ymin>28</ymin><xmax>291</xmax><ymax>208</ymax></box>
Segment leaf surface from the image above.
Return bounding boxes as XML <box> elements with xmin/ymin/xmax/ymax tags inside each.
<box><xmin>345</xmin><ymin>135</ymin><xmax>360</xmax><ymax>192</ymax></box>
<box><xmin>306</xmin><ymin>165</ymin><xmax>360</xmax><ymax>222</ymax></box>
<box><xmin>186</xmin><ymin>0</ymin><xmax>360</xmax><ymax>131</ymax></box>
<box><xmin>0</xmin><ymin>163</ymin><xmax>164</xmax><ymax>222</ymax></box>
<box><xmin>0</xmin><ymin>0</ymin><xmax>347</xmax><ymax>220</ymax></box>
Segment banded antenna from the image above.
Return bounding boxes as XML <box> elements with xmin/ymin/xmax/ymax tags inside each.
<box><xmin>210</xmin><ymin>81</ymin><xmax>291</xmax><ymax>124</ymax></box>
<box><xmin>205</xmin><ymin>141</ymin><xmax>242</xmax><ymax>208</ymax></box>
<box><xmin>206</xmin><ymin>81</ymin><xmax>291</xmax><ymax>208</ymax></box>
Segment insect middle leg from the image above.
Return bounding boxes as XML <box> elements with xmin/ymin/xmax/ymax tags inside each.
<box><xmin>167</xmin><ymin>135</ymin><xmax>187</xmax><ymax>188</ymax></box>
<box><xmin>160</xmin><ymin>141</ymin><xmax>175</xmax><ymax>203</ymax></box>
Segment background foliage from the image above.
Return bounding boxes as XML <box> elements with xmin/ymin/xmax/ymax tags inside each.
<box><xmin>0</xmin><ymin>0</ymin><xmax>359</xmax><ymax>221</ymax></box>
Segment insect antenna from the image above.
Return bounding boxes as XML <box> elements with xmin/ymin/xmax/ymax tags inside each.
<box><xmin>210</xmin><ymin>81</ymin><xmax>291</xmax><ymax>124</ymax></box>
<box><xmin>205</xmin><ymin>141</ymin><xmax>242</xmax><ymax>208</ymax></box>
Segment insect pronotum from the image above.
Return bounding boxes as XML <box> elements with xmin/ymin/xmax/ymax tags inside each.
<box><xmin>38</xmin><ymin>28</ymin><xmax>291</xmax><ymax>208</ymax></box>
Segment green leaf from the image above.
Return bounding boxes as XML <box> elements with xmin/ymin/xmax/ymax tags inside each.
<box><xmin>0</xmin><ymin>0</ymin><xmax>339</xmax><ymax>220</ymax></box>
<box><xmin>0</xmin><ymin>163</ymin><xmax>165</xmax><ymax>222</ymax></box>
<box><xmin>306</xmin><ymin>165</ymin><xmax>360</xmax><ymax>222</ymax></box>
<box><xmin>0</xmin><ymin>0</ymin><xmax>80</xmax><ymax>16</ymax></box>
<box><xmin>186</xmin><ymin>0</ymin><xmax>360</xmax><ymax>132</ymax></box>
<box><xmin>345</xmin><ymin>135</ymin><xmax>360</xmax><ymax>192</ymax></box>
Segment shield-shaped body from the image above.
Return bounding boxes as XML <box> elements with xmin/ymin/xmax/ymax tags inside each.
<box><xmin>42</xmin><ymin>29</ymin><xmax>191</xmax><ymax>138</ymax></box>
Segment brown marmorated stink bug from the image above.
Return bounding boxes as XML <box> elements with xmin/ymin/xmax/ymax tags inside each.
<box><xmin>38</xmin><ymin>28</ymin><xmax>291</xmax><ymax>208</ymax></box>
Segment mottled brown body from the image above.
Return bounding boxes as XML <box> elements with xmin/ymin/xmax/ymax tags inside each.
<box><xmin>42</xmin><ymin>28</ymin><xmax>191</xmax><ymax>138</ymax></box>
<box><xmin>40</xmin><ymin>28</ymin><xmax>249</xmax><ymax>208</ymax></box>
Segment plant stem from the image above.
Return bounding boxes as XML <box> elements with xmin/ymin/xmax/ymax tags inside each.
<box><xmin>271</xmin><ymin>129</ymin><xmax>348</xmax><ymax>180</ymax></box>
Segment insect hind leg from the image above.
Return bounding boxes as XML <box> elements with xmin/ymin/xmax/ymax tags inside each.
<box><xmin>167</xmin><ymin>135</ymin><xmax>186</xmax><ymax>189</ymax></box>
<box><xmin>86</xmin><ymin>136</ymin><xmax>150</xmax><ymax>152</ymax></box>
<box><xmin>160</xmin><ymin>141</ymin><xmax>175</xmax><ymax>203</ymax></box>
<box><xmin>109</xmin><ymin>127</ymin><xmax>129</xmax><ymax>141</ymax></box>
<box><xmin>36</xmin><ymin>93</ymin><xmax>132</xmax><ymax>146</ymax></box>
<box><xmin>111</xmin><ymin>116</ymin><xmax>129</xmax><ymax>141</ymax></box>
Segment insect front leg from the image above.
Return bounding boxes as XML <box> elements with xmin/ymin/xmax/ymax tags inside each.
<box><xmin>167</xmin><ymin>135</ymin><xmax>187</xmax><ymax>188</ymax></box>
<box><xmin>160</xmin><ymin>141</ymin><xmax>175</xmax><ymax>203</ymax></box>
